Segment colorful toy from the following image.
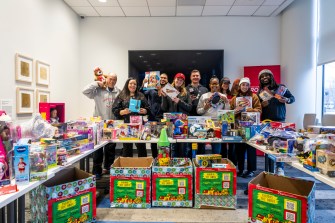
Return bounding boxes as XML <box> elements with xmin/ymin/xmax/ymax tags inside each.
<box><xmin>14</xmin><ymin>144</ymin><xmax>30</xmax><ymax>184</ymax></box>
<box><xmin>93</xmin><ymin>67</ymin><xmax>106</xmax><ymax>86</ymax></box>
<box><xmin>0</xmin><ymin>121</ymin><xmax>10</xmax><ymax>186</ymax></box>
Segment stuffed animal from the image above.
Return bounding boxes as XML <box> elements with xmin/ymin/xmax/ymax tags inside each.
<box><xmin>94</xmin><ymin>67</ymin><xmax>106</xmax><ymax>87</ymax></box>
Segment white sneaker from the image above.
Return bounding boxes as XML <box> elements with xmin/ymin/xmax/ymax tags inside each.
<box><xmin>276</xmin><ymin>167</ymin><xmax>285</xmax><ymax>176</ymax></box>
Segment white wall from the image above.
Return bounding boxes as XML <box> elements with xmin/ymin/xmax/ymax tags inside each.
<box><xmin>281</xmin><ymin>0</ymin><xmax>317</xmax><ymax>128</ymax></box>
<box><xmin>79</xmin><ymin>16</ymin><xmax>281</xmax><ymax>117</ymax></box>
<box><xmin>0</xmin><ymin>0</ymin><xmax>80</xmax><ymax>121</ymax></box>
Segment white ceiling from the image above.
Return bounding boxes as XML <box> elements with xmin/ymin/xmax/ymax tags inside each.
<box><xmin>64</xmin><ymin>0</ymin><xmax>294</xmax><ymax>17</ymax></box>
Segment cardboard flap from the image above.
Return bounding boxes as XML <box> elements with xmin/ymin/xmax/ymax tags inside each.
<box><xmin>43</xmin><ymin>167</ymin><xmax>92</xmax><ymax>187</ymax></box>
<box><xmin>251</xmin><ymin>172</ymin><xmax>314</xmax><ymax>197</ymax></box>
<box><xmin>112</xmin><ymin>157</ymin><xmax>153</xmax><ymax>168</ymax></box>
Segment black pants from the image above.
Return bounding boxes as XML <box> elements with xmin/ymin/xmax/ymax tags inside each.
<box><xmin>221</xmin><ymin>143</ymin><xmax>237</xmax><ymax>166</ymax></box>
<box><xmin>235</xmin><ymin>143</ymin><xmax>256</xmax><ymax>173</ymax></box>
<box><xmin>123</xmin><ymin>143</ymin><xmax>147</xmax><ymax>157</ymax></box>
<box><xmin>151</xmin><ymin>143</ymin><xmax>158</xmax><ymax>158</ymax></box>
<box><xmin>92</xmin><ymin>142</ymin><xmax>116</xmax><ymax>174</ymax></box>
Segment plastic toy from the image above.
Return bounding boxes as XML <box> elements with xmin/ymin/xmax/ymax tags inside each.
<box><xmin>173</xmin><ymin>119</ymin><xmax>184</xmax><ymax>135</ymax></box>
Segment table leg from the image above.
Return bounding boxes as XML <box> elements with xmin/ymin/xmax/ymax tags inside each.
<box><xmin>0</xmin><ymin>207</ymin><xmax>5</xmax><ymax>223</ymax></box>
<box><xmin>80</xmin><ymin>159</ymin><xmax>85</xmax><ymax>171</ymax></box>
<box><xmin>85</xmin><ymin>155</ymin><xmax>90</xmax><ymax>172</ymax></box>
<box><xmin>264</xmin><ymin>154</ymin><xmax>269</xmax><ymax>172</ymax></box>
<box><xmin>7</xmin><ymin>201</ymin><xmax>15</xmax><ymax>223</ymax></box>
<box><xmin>18</xmin><ymin>195</ymin><xmax>25</xmax><ymax>223</ymax></box>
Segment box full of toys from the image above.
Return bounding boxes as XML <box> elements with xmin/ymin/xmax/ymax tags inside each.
<box><xmin>110</xmin><ymin>157</ymin><xmax>153</xmax><ymax>208</ymax></box>
<box><xmin>248</xmin><ymin>172</ymin><xmax>315</xmax><ymax>223</ymax></box>
<box><xmin>193</xmin><ymin>157</ymin><xmax>237</xmax><ymax>209</ymax></box>
<box><xmin>163</xmin><ymin>113</ymin><xmax>188</xmax><ymax>139</ymax></box>
<box><xmin>30</xmin><ymin>167</ymin><xmax>96</xmax><ymax>223</ymax></box>
<box><xmin>152</xmin><ymin>158</ymin><xmax>193</xmax><ymax>207</ymax></box>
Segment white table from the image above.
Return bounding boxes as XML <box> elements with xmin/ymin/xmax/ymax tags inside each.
<box><xmin>0</xmin><ymin>141</ymin><xmax>107</xmax><ymax>223</ymax></box>
<box><xmin>247</xmin><ymin>142</ymin><xmax>335</xmax><ymax>188</ymax></box>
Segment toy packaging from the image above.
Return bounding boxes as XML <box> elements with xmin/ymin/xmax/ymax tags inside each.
<box><xmin>163</xmin><ymin>113</ymin><xmax>188</xmax><ymax>139</ymax></box>
<box><xmin>241</xmin><ymin>112</ymin><xmax>260</xmax><ymax>125</ymax></box>
<box><xmin>13</xmin><ymin>144</ymin><xmax>30</xmax><ymax>184</ymax></box>
<box><xmin>129</xmin><ymin>98</ymin><xmax>141</xmax><ymax>113</ymax></box>
<box><xmin>248</xmin><ymin>172</ymin><xmax>315</xmax><ymax>223</ymax></box>
<box><xmin>161</xmin><ymin>83</ymin><xmax>179</xmax><ymax>99</ymax></box>
<box><xmin>188</xmin><ymin>116</ymin><xmax>210</xmax><ymax>139</ymax></box>
<box><xmin>152</xmin><ymin>158</ymin><xmax>193</xmax><ymax>207</ymax></box>
<box><xmin>143</xmin><ymin>71</ymin><xmax>160</xmax><ymax>90</ymax></box>
<box><xmin>316</xmin><ymin>149</ymin><xmax>335</xmax><ymax>177</ymax></box>
<box><xmin>236</xmin><ymin>96</ymin><xmax>252</xmax><ymax>110</ymax></box>
<box><xmin>117</xmin><ymin>123</ymin><xmax>141</xmax><ymax>140</ymax></box>
<box><xmin>195</xmin><ymin>154</ymin><xmax>222</xmax><ymax>167</ymax></box>
<box><xmin>193</xmin><ymin>158</ymin><xmax>237</xmax><ymax>209</ymax></box>
<box><xmin>30</xmin><ymin>167</ymin><xmax>96</xmax><ymax>223</ymax></box>
<box><xmin>110</xmin><ymin>157</ymin><xmax>153</xmax><ymax>208</ymax></box>
<box><xmin>30</xmin><ymin>145</ymin><xmax>48</xmax><ymax>181</ymax></box>
<box><xmin>217</xmin><ymin>110</ymin><xmax>235</xmax><ymax>125</ymax></box>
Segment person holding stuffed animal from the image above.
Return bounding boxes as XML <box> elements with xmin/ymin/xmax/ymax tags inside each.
<box><xmin>197</xmin><ymin>76</ymin><xmax>230</xmax><ymax>154</ymax></box>
<box><xmin>83</xmin><ymin>72</ymin><xmax>120</xmax><ymax>179</ymax></box>
<box><xmin>257</xmin><ymin>69</ymin><xmax>295</xmax><ymax>176</ymax></box>
<box><xmin>230</xmin><ymin>77</ymin><xmax>261</xmax><ymax>178</ymax></box>
<box><xmin>112</xmin><ymin>77</ymin><xmax>150</xmax><ymax>157</ymax></box>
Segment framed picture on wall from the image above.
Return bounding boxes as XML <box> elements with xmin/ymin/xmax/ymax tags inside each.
<box><xmin>36</xmin><ymin>89</ymin><xmax>50</xmax><ymax>108</ymax></box>
<box><xmin>16</xmin><ymin>87</ymin><xmax>34</xmax><ymax>114</ymax></box>
<box><xmin>15</xmin><ymin>53</ymin><xmax>33</xmax><ymax>83</ymax></box>
<box><xmin>36</xmin><ymin>60</ymin><xmax>50</xmax><ymax>86</ymax></box>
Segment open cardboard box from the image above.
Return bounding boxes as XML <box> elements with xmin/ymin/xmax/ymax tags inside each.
<box><xmin>248</xmin><ymin>171</ymin><xmax>315</xmax><ymax>223</ymax></box>
<box><xmin>30</xmin><ymin>167</ymin><xmax>96</xmax><ymax>223</ymax></box>
<box><xmin>110</xmin><ymin>157</ymin><xmax>154</xmax><ymax>208</ymax></box>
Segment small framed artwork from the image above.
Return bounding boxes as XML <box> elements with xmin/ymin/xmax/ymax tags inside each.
<box><xmin>36</xmin><ymin>60</ymin><xmax>50</xmax><ymax>86</ymax></box>
<box><xmin>15</xmin><ymin>53</ymin><xmax>33</xmax><ymax>83</ymax></box>
<box><xmin>16</xmin><ymin>87</ymin><xmax>34</xmax><ymax>114</ymax></box>
<box><xmin>36</xmin><ymin>89</ymin><xmax>50</xmax><ymax>107</ymax></box>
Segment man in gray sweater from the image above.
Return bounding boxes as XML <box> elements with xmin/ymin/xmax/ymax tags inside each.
<box><xmin>83</xmin><ymin>73</ymin><xmax>120</xmax><ymax>179</ymax></box>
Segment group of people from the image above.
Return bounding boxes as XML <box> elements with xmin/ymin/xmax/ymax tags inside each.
<box><xmin>83</xmin><ymin>69</ymin><xmax>295</xmax><ymax>179</ymax></box>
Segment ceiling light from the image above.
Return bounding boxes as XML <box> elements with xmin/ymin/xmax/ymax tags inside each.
<box><xmin>99</xmin><ymin>0</ymin><xmax>107</xmax><ymax>3</ymax></box>
<box><xmin>139</xmin><ymin>55</ymin><xmax>143</xmax><ymax>58</ymax></box>
<box><xmin>150</xmin><ymin>53</ymin><xmax>157</xmax><ymax>56</ymax></box>
<box><xmin>143</xmin><ymin>61</ymin><xmax>148</xmax><ymax>63</ymax></box>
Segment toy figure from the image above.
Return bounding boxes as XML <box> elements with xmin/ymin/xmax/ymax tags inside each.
<box><xmin>173</xmin><ymin>119</ymin><xmax>184</xmax><ymax>135</ymax></box>
<box><xmin>18</xmin><ymin>157</ymin><xmax>27</xmax><ymax>173</ymax></box>
<box><xmin>50</xmin><ymin>108</ymin><xmax>59</xmax><ymax>124</ymax></box>
<box><xmin>93</xmin><ymin>67</ymin><xmax>106</xmax><ymax>87</ymax></box>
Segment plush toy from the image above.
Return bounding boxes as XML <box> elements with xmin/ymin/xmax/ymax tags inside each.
<box><xmin>94</xmin><ymin>67</ymin><xmax>106</xmax><ymax>87</ymax></box>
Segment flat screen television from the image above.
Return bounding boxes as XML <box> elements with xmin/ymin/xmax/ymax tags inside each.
<box><xmin>128</xmin><ymin>50</ymin><xmax>224</xmax><ymax>88</ymax></box>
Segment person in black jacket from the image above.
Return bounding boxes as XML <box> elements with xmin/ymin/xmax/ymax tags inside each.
<box><xmin>161</xmin><ymin>73</ymin><xmax>192</xmax><ymax>158</ymax></box>
<box><xmin>186</xmin><ymin>69</ymin><xmax>208</xmax><ymax>116</ymax></box>
<box><xmin>257</xmin><ymin>69</ymin><xmax>295</xmax><ymax>176</ymax></box>
<box><xmin>112</xmin><ymin>77</ymin><xmax>150</xmax><ymax>157</ymax></box>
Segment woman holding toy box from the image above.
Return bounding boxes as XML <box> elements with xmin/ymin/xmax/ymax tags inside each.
<box><xmin>112</xmin><ymin>77</ymin><xmax>150</xmax><ymax>157</ymax></box>
<box><xmin>230</xmin><ymin>77</ymin><xmax>261</xmax><ymax>178</ymax></box>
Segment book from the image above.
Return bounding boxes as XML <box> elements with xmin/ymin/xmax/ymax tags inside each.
<box><xmin>236</xmin><ymin>96</ymin><xmax>252</xmax><ymax>110</ymax></box>
<box><xmin>129</xmin><ymin>98</ymin><xmax>141</xmax><ymax>113</ymax></box>
<box><xmin>259</xmin><ymin>90</ymin><xmax>273</xmax><ymax>101</ymax></box>
<box><xmin>143</xmin><ymin>71</ymin><xmax>160</xmax><ymax>90</ymax></box>
<box><xmin>162</xmin><ymin>83</ymin><xmax>179</xmax><ymax>99</ymax></box>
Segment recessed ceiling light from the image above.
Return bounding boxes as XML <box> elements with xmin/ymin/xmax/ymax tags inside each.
<box><xmin>99</xmin><ymin>0</ymin><xmax>107</xmax><ymax>3</ymax></box>
<box><xmin>150</xmin><ymin>53</ymin><xmax>156</xmax><ymax>56</ymax></box>
<box><xmin>196</xmin><ymin>52</ymin><xmax>202</xmax><ymax>55</ymax></box>
<box><xmin>139</xmin><ymin>55</ymin><xmax>143</xmax><ymax>58</ymax></box>
<box><xmin>156</xmin><ymin>62</ymin><xmax>160</xmax><ymax>65</ymax></box>
<box><xmin>143</xmin><ymin>61</ymin><xmax>148</xmax><ymax>63</ymax></box>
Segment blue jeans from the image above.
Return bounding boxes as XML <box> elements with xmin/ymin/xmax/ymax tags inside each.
<box><xmin>212</xmin><ymin>143</ymin><xmax>221</xmax><ymax>154</ymax></box>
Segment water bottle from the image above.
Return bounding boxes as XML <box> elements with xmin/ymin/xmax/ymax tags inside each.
<box><xmin>221</xmin><ymin>121</ymin><xmax>228</xmax><ymax>136</ymax></box>
<box><xmin>205</xmin><ymin>143</ymin><xmax>212</xmax><ymax>154</ymax></box>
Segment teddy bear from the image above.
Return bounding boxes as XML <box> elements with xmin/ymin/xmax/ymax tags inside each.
<box><xmin>94</xmin><ymin>67</ymin><xmax>107</xmax><ymax>87</ymax></box>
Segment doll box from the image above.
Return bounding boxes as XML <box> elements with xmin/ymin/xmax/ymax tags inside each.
<box><xmin>110</xmin><ymin>157</ymin><xmax>153</xmax><ymax>208</ymax></box>
<box><xmin>193</xmin><ymin>159</ymin><xmax>237</xmax><ymax>209</ymax></box>
<box><xmin>151</xmin><ymin>158</ymin><xmax>193</xmax><ymax>207</ymax></box>
<box><xmin>29</xmin><ymin>167</ymin><xmax>96</xmax><ymax>223</ymax></box>
<box><xmin>248</xmin><ymin>172</ymin><xmax>315</xmax><ymax>223</ymax></box>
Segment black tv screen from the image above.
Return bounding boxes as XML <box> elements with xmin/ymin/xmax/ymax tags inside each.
<box><xmin>128</xmin><ymin>50</ymin><xmax>224</xmax><ymax>88</ymax></box>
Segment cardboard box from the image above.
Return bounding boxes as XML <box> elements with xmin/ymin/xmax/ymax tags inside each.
<box><xmin>248</xmin><ymin>172</ymin><xmax>315</xmax><ymax>223</ymax></box>
<box><xmin>110</xmin><ymin>157</ymin><xmax>153</xmax><ymax>208</ymax></box>
<box><xmin>30</xmin><ymin>167</ymin><xmax>96</xmax><ymax>223</ymax></box>
<box><xmin>316</xmin><ymin>149</ymin><xmax>335</xmax><ymax>177</ymax></box>
<box><xmin>193</xmin><ymin>159</ymin><xmax>237</xmax><ymax>209</ymax></box>
<box><xmin>152</xmin><ymin>158</ymin><xmax>193</xmax><ymax>207</ymax></box>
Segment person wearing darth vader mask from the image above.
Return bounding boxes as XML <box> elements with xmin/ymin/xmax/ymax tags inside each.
<box><xmin>186</xmin><ymin>70</ymin><xmax>208</xmax><ymax>116</ymax></box>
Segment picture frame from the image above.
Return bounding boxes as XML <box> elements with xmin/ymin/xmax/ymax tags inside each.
<box><xmin>36</xmin><ymin>89</ymin><xmax>50</xmax><ymax>108</ymax></box>
<box><xmin>15</xmin><ymin>53</ymin><xmax>33</xmax><ymax>83</ymax></box>
<box><xmin>36</xmin><ymin>60</ymin><xmax>50</xmax><ymax>86</ymax></box>
<box><xmin>16</xmin><ymin>87</ymin><xmax>34</xmax><ymax>114</ymax></box>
